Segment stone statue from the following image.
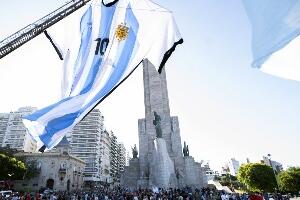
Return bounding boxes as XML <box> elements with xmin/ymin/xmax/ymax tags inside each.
<box><xmin>176</xmin><ymin>168</ymin><xmax>183</xmax><ymax>179</ymax></box>
<box><xmin>183</xmin><ymin>141</ymin><xmax>190</xmax><ymax>157</ymax></box>
<box><xmin>153</xmin><ymin>111</ymin><xmax>162</xmax><ymax>138</ymax></box>
<box><xmin>176</xmin><ymin>168</ymin><xmax>180</xmax><ymax>179</ymax></box>
<box><xmin>132</xmin><ymin>144</ymin><xmax>138</xmax><ymax>158</ymax></box>
<box><xmin>183</xmin><ymin>141</ymin><xmax>187</xmax><ymax>156</ymax></box>
<box><xmin>186</xmin><ymin>145</ymin><xmax>189</xmax><ymax>156</ymax></box>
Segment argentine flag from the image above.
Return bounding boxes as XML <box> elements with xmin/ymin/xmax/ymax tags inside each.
<box><xmin>243</xmin><ymin>0</ymin><xmax>300</xmax><ymax>81</ymax></box>
<box><xmin>23</xmin><ymin>0</ymin><xmax>183</xmax><ymax>150</ymax></box>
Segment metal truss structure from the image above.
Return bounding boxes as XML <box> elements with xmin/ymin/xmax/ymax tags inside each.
<box><xmin>0</xmin><ymin>0</ymin><xmax>91</xmax><ymax>59</ymax></box>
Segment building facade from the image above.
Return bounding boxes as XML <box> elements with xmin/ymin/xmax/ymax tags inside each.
<box><xmin>262</xmin><ymin>156</ymin><xmax>283</xmax><ymax>173</ymax></box>
<box><xmin>67</xmin><ymin>109</ymin><xmax>127</xmax><ymax>185</ymax></box>
<box><xmin>98</xmin><ymin>131</ymin><xmax>127</xmax><ymax>185</ymax></box>
<box><xmin>0</xmin><ymin>107</ymin><xmax>37</xmax><ymax>152</ymax></box>
<box><xmin>109</xmin><ymin>132</ymin><xmax>118</xmax><ymax>184</ymax></box>
<box><xmin>204</xmin><ymin>163</ymin><xmax>218</xmax><ymax>181</ymax></box>
<box><xmin>68</xmin><ymin>109</ymin><xmax>104</xmax><ymax>183</ymax></box>
<box><xmin>118</xmin><ymin>143</ymin><xmax>126</xmax><ymax>173</ymax></box>
<box><xmin>116</xmin><ymin>143</ymin><xmax>126</xmax><ymax>183</ymax></box>
<box><xmin>228</xmin><ymin>158</ymin><xmax>240</xmax><ymax>176</ymax></box>
<box><xmin>99</xmin><ymin>130</ymin><xmax>111</xmax><ymax>183</ymax></box>
<box><xmin>0</xmin><ymin>113</ymin><xmax>9</xmax><ymax>146</ymax></box>
<box><xmin>14</xmin><ymin>138</ymin><xmax>85</xmax><ymax>192</ymax></box>
<box><xmin>126</xmin><ymin>151</ymin><xmax>130</xmax><ymax>167</ymax></box>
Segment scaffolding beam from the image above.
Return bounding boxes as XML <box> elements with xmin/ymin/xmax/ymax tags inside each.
<box><xmin>0</xmin><ymin>0</ymin><xmax>91</xmax><ymax>59</ymax></box>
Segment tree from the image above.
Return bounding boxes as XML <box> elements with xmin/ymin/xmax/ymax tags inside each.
<box><xmin>22</xmin><ymin>159</ymin><xmax>40</xmax><ymax>180</ymax></box>
<box><xmin>219</xmin><ymin>174</ymin><xmax>236</xmax><ymax>187</ymax></box>
<box><xmin>215</xmin><ymin>173</ymin><xmax>246</xmax><ymax>190</ymax></box>
<box><xmin>278</xmin><ymin>167</ymin><xmax>300</xmax><ymax>194</ymax></box>
<box><xmin>0</xmin><ymin>154</ymin><xmax>26</xmax><ymax>180</ymax></box>
<box><xmin>237</xmin><ymin>163</ymin><xmax>277</xmax><ymax>192</ymax></box>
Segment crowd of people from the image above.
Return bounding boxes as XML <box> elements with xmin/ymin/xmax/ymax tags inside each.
<box><xmin>0</xmin><ymin>186</ymin><xmax>296</xmax><ymax>200</ymax></box>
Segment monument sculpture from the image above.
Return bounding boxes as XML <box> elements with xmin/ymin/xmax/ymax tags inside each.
<box><xmin>182</xmin><ymin>141</ymin><xmax>190</xmax><ymax>157</ymax></box>
<box><xmin>186</xmin><ymin>145</ymin><xmax>189</xmax><ymax>157</ymax></box>
<box><xmin>153</xmin><ymin>112</ymin><xmax>162</xmax><ymax>138</ymax></box>
<box><xmin>132</xmin><ymin>144</ymin><xmax>138</xmax><ymax>159</ymax></box>
<box><xmin>183</xmin><ymin>141</ymin><xmax>186</xmax><ymax>156</ymax></box>
<box><xmin>121</xmin><ymin>60</ymin><xmax>207</xmax><ymax>189</ymax></box>
<box><xmin>183</xmin><ymin>141</ymin><xmax>190</xmax><ymax>157</ymax></box>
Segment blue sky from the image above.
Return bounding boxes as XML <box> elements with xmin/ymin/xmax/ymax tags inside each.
<box><xmin>0</xmin><ymin>0</ymin><xmax>299</xmax><ymax>170</ymax></box>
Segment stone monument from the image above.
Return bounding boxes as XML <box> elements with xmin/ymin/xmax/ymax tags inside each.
<box><xmin>121</xmin><ymin>60</ymin><xmax>207</xmax><ymax>189</ymax></box>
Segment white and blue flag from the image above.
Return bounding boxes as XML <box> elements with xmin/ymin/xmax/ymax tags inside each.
<box><xmin>23</xmin><ymin>0</ymin><xmax>183</xmax><ymax>150</ymax></box>
<box><xmin>243</xmin><ymin>0</ymin><xmax>300</xmax><ymax>81</ymax></box>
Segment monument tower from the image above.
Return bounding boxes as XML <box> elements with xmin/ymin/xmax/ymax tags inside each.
<box><xmin>121</xmin><ymin>60</ymin><xmax>206</xmax><ymax>189</ymax></box>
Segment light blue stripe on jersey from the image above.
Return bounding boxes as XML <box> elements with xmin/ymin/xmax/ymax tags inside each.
<box><xmin>70</xmin><ymin>5</ymin><xmax>93</xmax><ymax>95</ymax></box>
<box><xmin>73</xmin><ymin>5</ymin><xmax>117</xmax><ymax>95</ymax></box>
<box><xmin>24</xmin><ymin>97</ymin><xmax>72</xmax><ymax>121</ymax></box>
<box><xmin>38</xmin><ymin>5</ymin><xmax>139</xmax><ymax>148</ymax></box>
<box><xmin>82</xmin><ymin>5</ymin><xmax>139</xmax><ymax>112</ymax></box>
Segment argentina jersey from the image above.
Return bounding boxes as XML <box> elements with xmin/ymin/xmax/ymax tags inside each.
<box><xmin>23</xmin><ymin>0</ymin><xmax>183</xmax><ymax>151</ymax></box>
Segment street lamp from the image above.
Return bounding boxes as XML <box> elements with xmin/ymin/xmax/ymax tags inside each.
<box><xmin>267</xmin><ymin>154</ymin><xmax>279</xmax><ymax>191</ymax></box>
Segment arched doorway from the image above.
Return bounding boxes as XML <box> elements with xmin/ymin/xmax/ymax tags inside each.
<box><xmin>46</xmin><ymin>179</ymin><xmax>54</xmax><ymax>189</ymax></box>
<box><xmin>67</xmin><ymin>180</ymin><xmax>70</xmax><ymax>191</ymax></box>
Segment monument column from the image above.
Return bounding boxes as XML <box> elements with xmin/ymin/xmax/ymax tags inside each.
<box><xmin>142</xmin><ymin>60</ymin><xmax>173</xmax><ymax>150</ymax></box>
<box><xmin>122</xmin><ymin>60</ymin><xmax>206</xmax><ymax>189</ymax></box>
<box><xmin>138</xmin><ymin>60</ymin><xmax>184</xmax><ymax>187</ymax></box>
<box><xmin>139</xmin><ymin>60</ymin><xmax>173</xmax><ymax>170</ymax></box>
<box><xmin>143</xmin><ymin>59</ymin><xmax>171</xmax><ymax>121</ymax></box>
